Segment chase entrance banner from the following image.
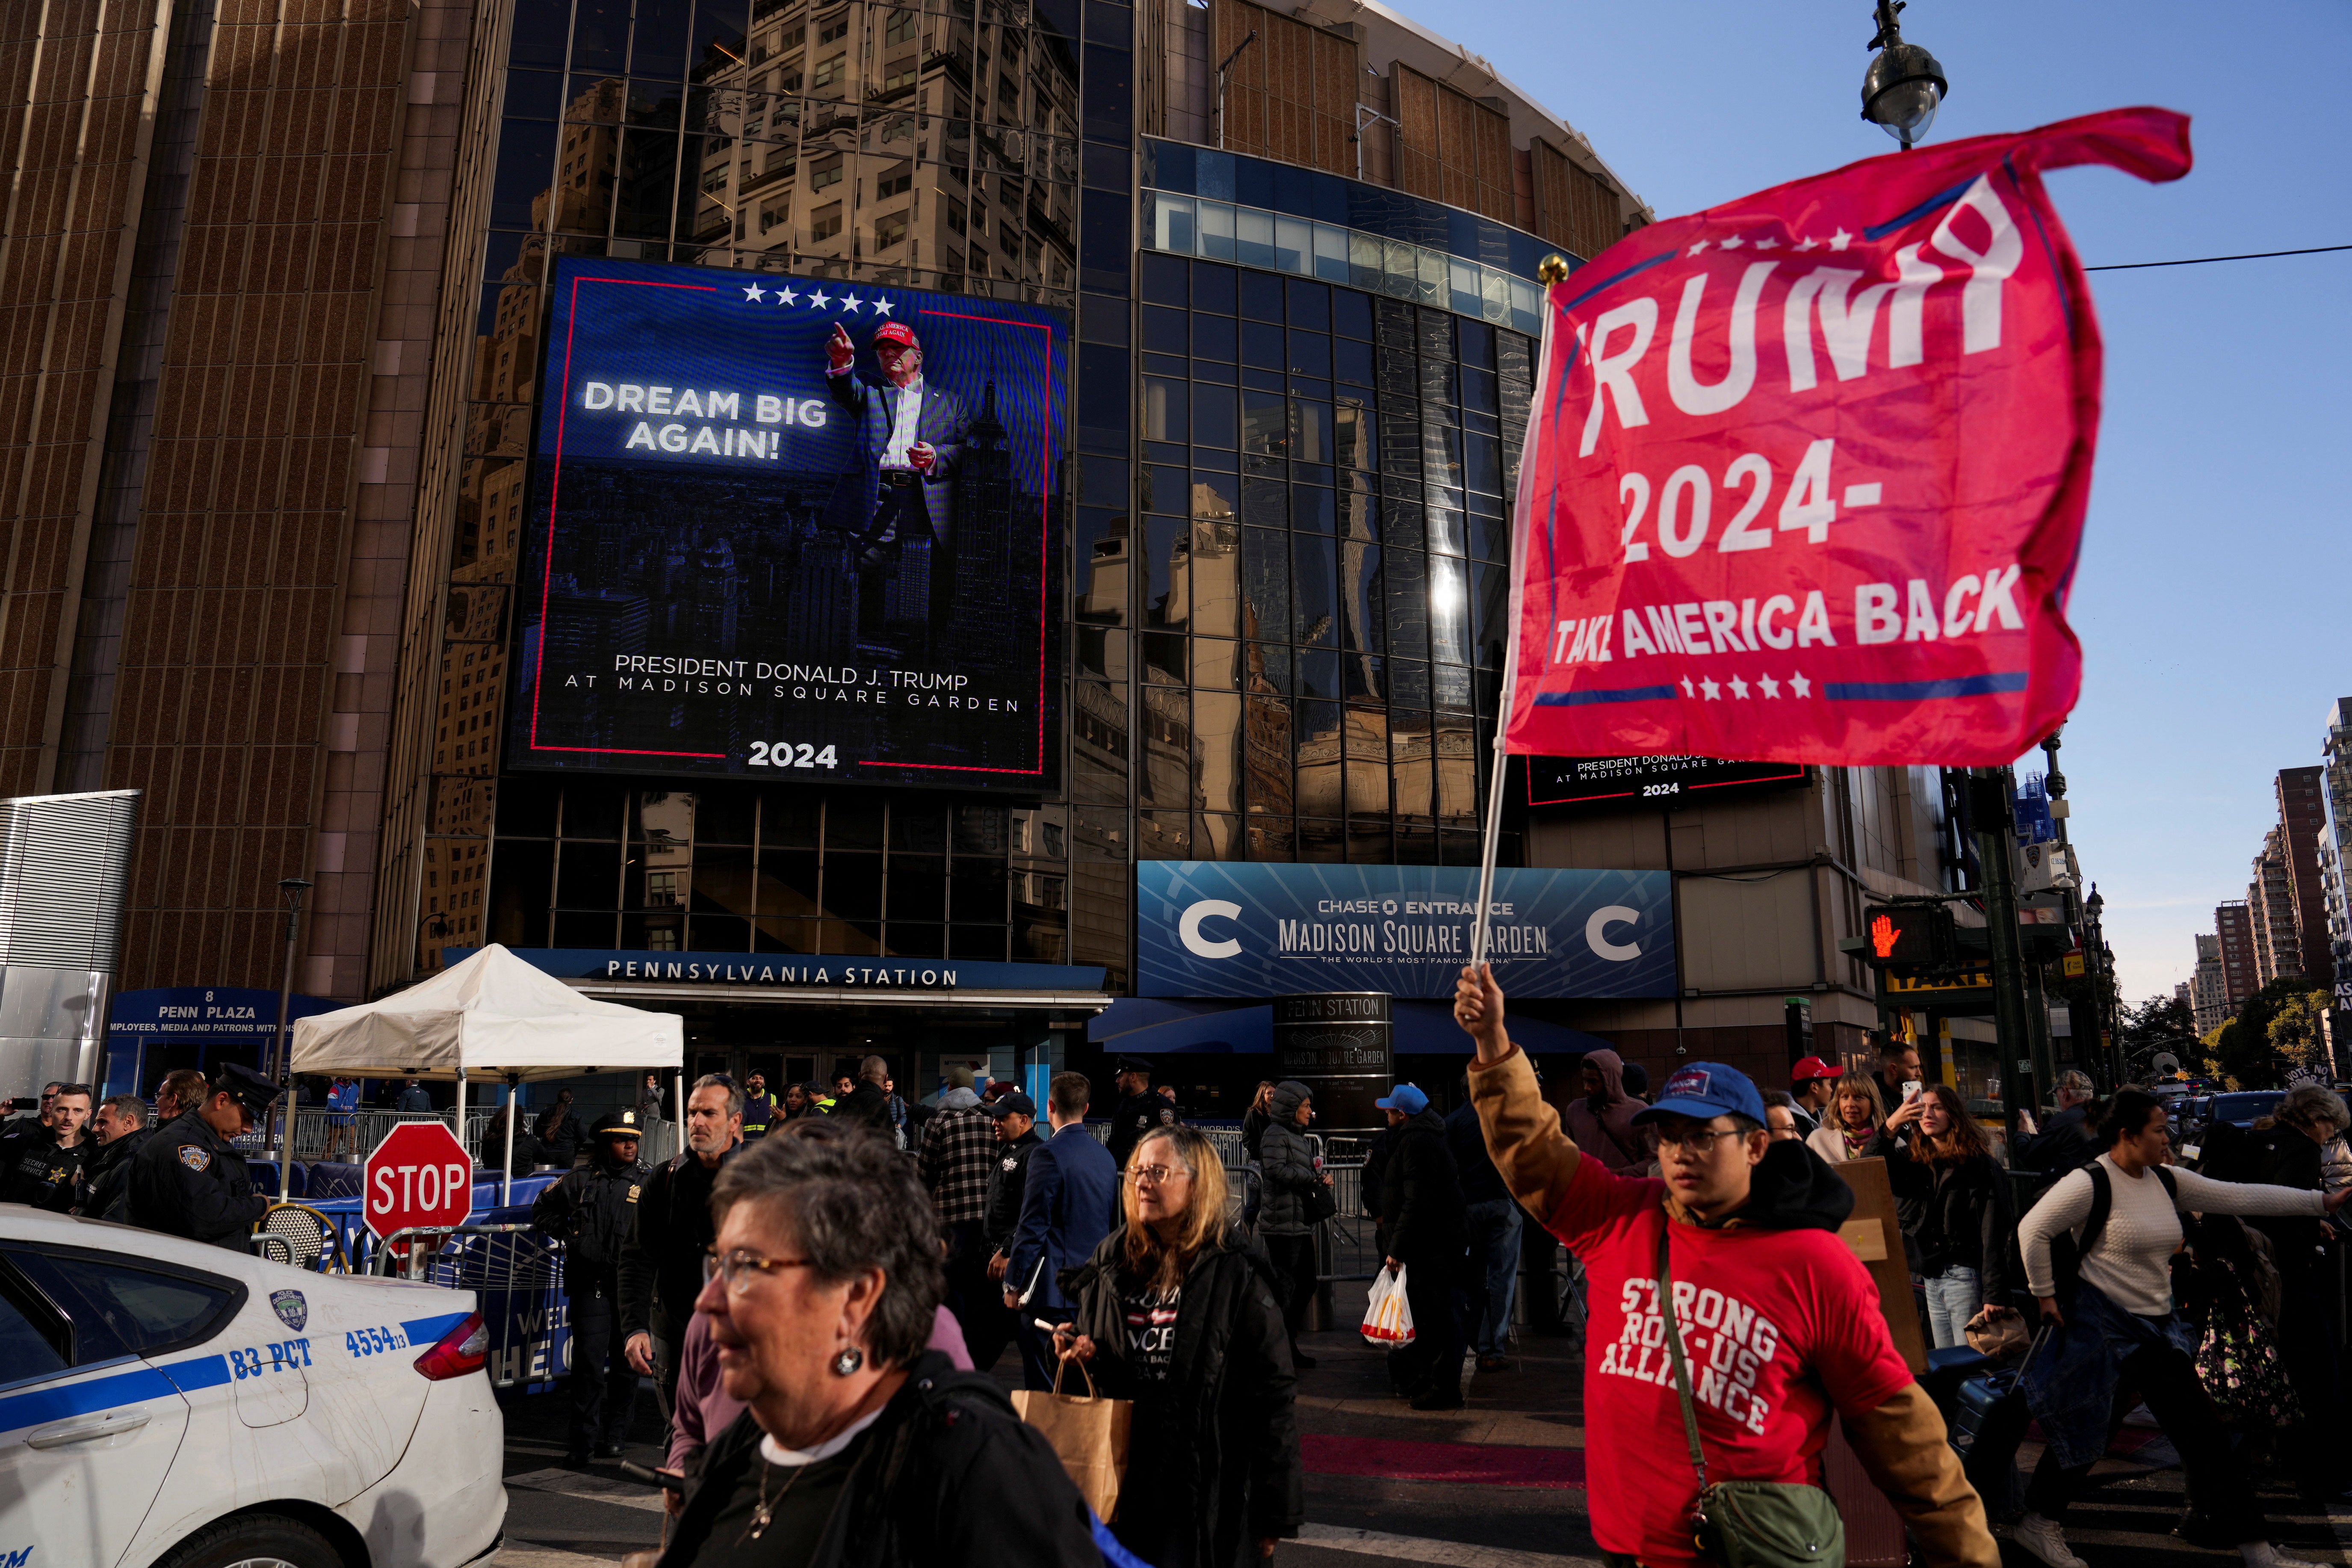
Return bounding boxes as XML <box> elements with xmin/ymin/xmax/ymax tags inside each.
<box><xmin>1504</xmin><ymin>108</ymin><xmax>2192</xmax><ymax>765</ymax></box>
<box><xmin>1136</xmin><ymin>862</ymin><xmax>1675</xmax><ymax>1000</ymax></box>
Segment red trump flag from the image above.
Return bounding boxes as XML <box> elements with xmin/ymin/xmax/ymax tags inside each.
<box><xmin>1501</xmin><ymin>108</ymin><xmax>2191</xmax><ymax>766</ymax></box>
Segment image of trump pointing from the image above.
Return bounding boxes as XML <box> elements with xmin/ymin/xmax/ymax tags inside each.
<box><xmin>824</xmin><ymin>319</ymin><xmax>970</xmax><ymax>646</ymax></box>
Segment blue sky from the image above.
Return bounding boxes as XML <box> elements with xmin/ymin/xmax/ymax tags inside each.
<box><xmin>1409</xmin><ymin>0</ymin><xmax>2352</xmax><ymax>1004</ymax></box>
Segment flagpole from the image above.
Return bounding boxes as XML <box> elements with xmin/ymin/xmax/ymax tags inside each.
<box><xmin>1472</xmin><ymin>254</ymin><xmax>1572</xmax><ymax>970</ymax></box>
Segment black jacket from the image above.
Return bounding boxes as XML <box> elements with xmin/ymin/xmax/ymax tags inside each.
<box><xmin>2201</xmin><ymin>1121</ymin><xmax>2330</xmax><ymax>1275</ymax></box>
<box><xmin>1377</xmin><ymin>1109</ymin><xmax>1462</xmax><ymax>1265</ymax></box>
<box><xmin>0</xmin><ymin>1130</ymin><xmax>90</xmax><ymax>1212</ymax></box>
<box><xmin>658</xmin><ymin>1352</ymin><xmax>1099</xmax><ymax>1568</ymax></box>
<box><xmin>1240</xmin><ymin>1105</ymin><xmax>1272</xmax><ymax>1162</ymax></box>
<box><xmin>127</xmin><ymin>1109</ymin><xmax>267</xmax><ymax>1249</ymax></box>
<box><xmin>534</xmin><ymin>1105</ymin><xmax>582</xmax><ymax>1168</ymax></box>
<box><xmin>983</xmin><ymin>1127</ymin><xmax>1044</xmax><ymax>1251</ymax></box>
<box><xmin>1064</xmin><ymin>1228</ymin><xmax>1306</xmax><ymax>1568</ymax></box>
<box><xmin>833</xmin><ymin>1081</ymin><xmax>895</xmax><ymax>1137</ymax></box>
<box><xmin>80</xmin><ymin>1127</ymin><xmax>151</xmax><ymax>1221</ymax></box>
<box><xmin>1105</xmin><ymin>1092</ymin><xmax>1179</xmax><ymax>1171</ymax></box>
<box><xmin>1443</xmin><ymin>1100</ymin><xmax>1510</xmax><ymax>1207</ymax></box>
<box><xmin>532</xmin><ymin>1152</ymin><xmax>647</xmax><ymax>1276</ymax></box>
<box><xmin>620</xmin><ymin>1145</ymin><xmax>738</xmax><ymax>1342</ymax></box>
<box><xmin>1879</xmin><ymin>1135</ymin><xmax>2011</xmax><ymax>1298</ymax></box>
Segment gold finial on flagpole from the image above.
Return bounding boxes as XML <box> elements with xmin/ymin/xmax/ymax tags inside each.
<box><xmin>1537</xmin><ymin>255</ymin><xmax>1570</xmax><ymax>284</ymax></box>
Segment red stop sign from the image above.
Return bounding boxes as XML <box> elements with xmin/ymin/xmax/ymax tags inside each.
<box><xmin>364</xmin><ymin>1121</ymin><xmax>476</xmax><ymax>1241</ymax></box>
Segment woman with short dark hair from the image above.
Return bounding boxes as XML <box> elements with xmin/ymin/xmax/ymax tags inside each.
<box><xmin>1058</xmin><ymin>1124</ymin><xmax>1303</xmax><ymax>1566</ymax></box>
<box><xmin>658</xmin><ymin>1119</ymin><xmax>1099</xmax><ymax>1568</ymax></box>
<box><xmin>2012</xmin><ymin>1089</ymin><xmax>2352</xmax><ymax>1568</ymax></box>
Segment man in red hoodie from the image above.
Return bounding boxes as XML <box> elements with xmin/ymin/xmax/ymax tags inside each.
<box><xmin>1455</xmin><ymin>963</ymin><xmax>1995</xmax><ymax>1568</ymax></box>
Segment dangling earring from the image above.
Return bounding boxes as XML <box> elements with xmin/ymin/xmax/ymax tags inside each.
<box><xmin>832</xmin><ymin>1347</ymin><xmax>865</xmax><ymax>1376</ymax></box>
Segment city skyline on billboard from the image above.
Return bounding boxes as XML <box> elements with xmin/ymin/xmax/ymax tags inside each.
<box><xmin>508</xmin><ymin>256</ymin><xmax>1068</xmax><ymax>790</ymax></box>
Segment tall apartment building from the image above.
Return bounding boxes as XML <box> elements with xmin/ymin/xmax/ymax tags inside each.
<box><xmin>2275</xmin><ymin>765</ymin><xmax>2330</xmax><ymax>982</ymax></box>
<box><xmin>2321</xmin><ymin>699</ymin><xmax>2352</xmax><ymax>1006</ymax></box>
<box><xmin>2251</xmin><ymin>828</ymin><xmax>2300</xmax><ymax>986</ymax></box>
<box><xmin>2189</xmin><ymin>931</ymin><xmax>2228</xmax><ymax>1036</ymax></box>
<box><xmin>2216</xmin><ymin>899</ymin><xmax>2259</xmax><ymax>1010</ymax></box>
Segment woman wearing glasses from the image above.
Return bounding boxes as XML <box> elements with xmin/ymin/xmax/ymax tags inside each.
<box><xmin>658</xmin><ymin>1118</ymin><xmax>1098</xmax><ymax>1567</ymax></box>
<box><xmin>1055</xmin><ymin>1125</ymin><xmax>1305</xmax><ymax>1566</ymax></box>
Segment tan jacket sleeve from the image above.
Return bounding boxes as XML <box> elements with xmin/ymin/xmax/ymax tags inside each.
<box><xmin>1839</xmin><ymin>1383</ymin><xmax>1998</xmax><ymax>1568</ymax></box>
<box><xmin>1467</xmin><ymin>1044</ymin><xmax>1581</xmax><ymax>1232</ymax></box>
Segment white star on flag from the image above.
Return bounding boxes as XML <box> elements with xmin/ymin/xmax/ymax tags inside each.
<box><xmin>743</xmin><ymin>283</ymin><xmax>767</xmax><ymax>301</ymax></box>
<box><xmin>776</xmin><ymin>285</ymin><xmax>799</xmax><ymax>305</ymax></box>
<box><xmin>1680</xmin><ymin>676</ymin><xmax>1697</xmax><ymax>698</ymax></box>
<box><xmin>809</xmin><ymin>289</ymin><xmax>832</xmax><ymax>309</ymax></box>
<box><xmin>1794</xmin><ymin>236</ymin><xmax>1819</xmax><ymax>251</ymax></box>
<box><xmin>1759</xmin><ymin>674</ymin><xmax>1781</xmax><ymax>698</ymax></box>
<box><xmin>1752</xmin><ymin>236</ymin><xmax>1779</xmax><ymax>250</ymax></box>
<box><xmin>1717</xmin><ymin>235</ymin><xmax>1744</xmax><ymax>250</ymax></box>
<box><xmin>1687</xmin><ymin>240</ymin><xmax>1710</xmax><ymax>257</ymax></box>
<box><xmin>1699</xmin><ymin>677</ymin><xmax>1722</xmax><ymax>700</ymax></box>
<box><xmin>842</xmin><ymin>293</ymin><xmax>864</xmax><ymax>314</ymax></box>
<box><xmin>1790</xmin><ymin>672</ymin><xmax>1812</xmax><ymax>698</ymax></box>
<box><xmin>1729</xmin><ymin>676</ymin><xmax>1750</xmax><ymax>699</ymax></box>
<box><xmin>1827</xmin><ymin>229</ymin><xmax>1853</xmax><ymax>252</ymax></box>
<box><xmin>871</xmin><ymin>296</ymin><xmax>895</xmax><ymax>317</ymax></box>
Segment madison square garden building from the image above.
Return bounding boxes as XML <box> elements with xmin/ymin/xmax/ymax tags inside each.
<box><xmin>0</xmin><ymin>0</ymin><xmax>2012</xmax><ymax>1115</ymax></box>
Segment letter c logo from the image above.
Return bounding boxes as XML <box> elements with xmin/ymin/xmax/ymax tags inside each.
<box><xmin>1587</xmin><ymin>905</ymin><xmax>1641</xmax><ymax>962</ymax></box>
<box><xmin>1178</xmin><ymin>899</ymin><xmax>1243</xmax><ymax>960</ymax></box>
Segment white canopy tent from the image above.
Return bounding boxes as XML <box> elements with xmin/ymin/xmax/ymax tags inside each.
<box><xmin>290</xmin><ymin>943</ymin><xmax>684</xmax><ymax>1200</ymax></box>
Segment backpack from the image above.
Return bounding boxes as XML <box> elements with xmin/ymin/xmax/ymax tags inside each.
<box><xmin>2042</xmin><ymin>1162</ymin><xmax>2177</xmax><ymax>1304</ymax></box>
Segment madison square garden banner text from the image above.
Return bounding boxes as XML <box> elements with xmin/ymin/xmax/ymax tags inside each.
<box><xmin>509</xmin><ymin>256</ymin><xmax>1071</xmax><ymax>790</ymax></box>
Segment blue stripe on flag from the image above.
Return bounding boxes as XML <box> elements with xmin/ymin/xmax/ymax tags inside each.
<box><xmin>1534</xmin><ymin>685</ymin><xmax>1680</xmax><ymax>707</ymax></box>
<box><xmin>1825</xmin><ymin>672</ymin><xmax>2028</xmax><ymax>701</ymax></box>
<box><xmin>1863</xmin><ymin>177</ymin><xmax>1976</xmax><ymax>240</ymax></box>
<box><xmin>1561</xmin><ymin>248</ymin><xmax>1675</xmax><ymax>313</ymax></box>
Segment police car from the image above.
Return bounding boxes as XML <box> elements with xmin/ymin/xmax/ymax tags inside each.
<box><xmin>0</xmin><ymin>1205</ymin><xmax>504</xmax><ymax>1568</ymax></box>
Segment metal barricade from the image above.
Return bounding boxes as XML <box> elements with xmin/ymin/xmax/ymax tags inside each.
<box><xmin>367</xmin><ymin>1222</ymin><xmax>569</xmax><ymax>1390</ymax></box>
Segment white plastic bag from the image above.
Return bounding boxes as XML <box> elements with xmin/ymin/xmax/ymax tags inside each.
<box><xmin>1360</xmin><ymin>1264</ymin><xmax>1415</xmax><ymax>1348</ymax></box>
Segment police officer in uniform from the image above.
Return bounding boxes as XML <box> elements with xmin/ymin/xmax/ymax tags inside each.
<box><xmin>127</xmin><ymin>1062</ymin><xmax>275</xmax><ymax>1249</ymax></box>
<box><xmin>1104</xmin><ymin>1055</ymin><xmax>1178</xmax><ymax>1171</ymax></box>
<box><xmin>532</xmin><ymin>1107</ymin><xmax>648</xmax><ymax>1466</ymax></box>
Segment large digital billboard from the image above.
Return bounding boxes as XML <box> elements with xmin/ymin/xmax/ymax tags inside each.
<box><xmin>508</xmin><ymin>256</ymin><xmax>1068</xmax><ymax>789</ymax></box>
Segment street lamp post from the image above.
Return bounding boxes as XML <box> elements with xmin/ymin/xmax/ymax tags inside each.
<box><xmin>269</xmin><ymin>877</ymin><xmax>311</xmax><ymax>1201</ymax></box>
<box><xmin>1214</xmin><ymin>30</ymin><xmax>1257</xmax><ymax>151</ymax></box>
<box><xmin>1860</xmin><ymin>0</ymin><xmax>1947</xmax><ymax>150</ymax></box>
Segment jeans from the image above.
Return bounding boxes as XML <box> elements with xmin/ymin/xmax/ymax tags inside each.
<box><xmin>1922</xmin><ymin>1265</ymin><xmax>1983</xmax><ymax>1350</ymax></box>
<box><xmin>2024</xmin><ymin>1330</ymin><xmax>2263</xmax><ymax>1541</ymax></box>
<box><xmin>1462</xmin><ymin>1198</ymin><xmax>1523</xmax><ymax>1358</ymax></box>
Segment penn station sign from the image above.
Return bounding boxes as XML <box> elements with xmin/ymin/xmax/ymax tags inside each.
<box><xmin>1136</xmin><ymin>864</ymin><xmax>1675</xmax><ymax>1000</ymax></box>
<box><xmin>446</xmin><ymin>949</ymin><xmax>1107</xmax><ymax>995</ymax></box>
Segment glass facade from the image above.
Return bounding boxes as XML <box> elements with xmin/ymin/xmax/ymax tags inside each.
<box><xmin>417</xmin><ymin>0</ymin><xmax>1534</xmax><ymax>991</ymax></box>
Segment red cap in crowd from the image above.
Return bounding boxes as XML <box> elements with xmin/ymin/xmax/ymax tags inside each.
<box><xmin>1790</xmin><ymin>1055</ymin><xmax>1844</xmax><ymax>1086</ymax></box>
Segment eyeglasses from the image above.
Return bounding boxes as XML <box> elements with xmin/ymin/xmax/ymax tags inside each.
<box><xmin>1124</xmin><ymin>1163</ymin><xmax>1191</xmax><ymax>1186</ymax></box>
<box><xmin>703</xmin><ymin>1246</ymin><xmax>816</xmax><ymax>1294</ymax></box>
<box><xmin>1652</xmin><ymin>1125</ymin><xmax>1751</xmax><ymax>1154</ymax></box>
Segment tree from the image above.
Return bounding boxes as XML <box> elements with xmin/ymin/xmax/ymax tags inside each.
<box><xmin>2268</xmin><ymin>989</ymin><xmax>2331</xmax><ymax>1081</ymax></box>
<box><xmin>2201</xmin><ymin>977</ymin><xmax>2331</xmax><ymax>1089</ymax></box>
<box><xmin>2120</xmin><ymin>994</ymin><xmax>2196</xmax><ymax>1057</ymax></box>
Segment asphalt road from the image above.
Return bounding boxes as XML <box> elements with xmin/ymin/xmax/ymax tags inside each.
<box><xmin>492</xmin><ymin>1314</ymin><xmax>2352</xmax><ymax>1568</ymax></box>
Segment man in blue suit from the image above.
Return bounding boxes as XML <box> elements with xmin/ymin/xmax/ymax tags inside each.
<box><xmin>1005</xmin><ymin>1069</ymin><xmax>1119</xmax><ymax>1391</ymax></box>
<box><xmin>823</xmin><ymin>320</ymin><xmax>970</xmax><ymax>647</ymax></box>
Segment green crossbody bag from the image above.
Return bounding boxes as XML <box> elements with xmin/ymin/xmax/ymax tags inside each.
<box><xmin>1655</xmin><ymin>1227</ymin><xmax>1846</xmax><ymax>1568</ymax></box>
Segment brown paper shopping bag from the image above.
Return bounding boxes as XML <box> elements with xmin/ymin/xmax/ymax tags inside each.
<box><xmin>1011</xmin><ymin>1355</ymin><xmax>1133</xmax><ymax>1521</ymax></box>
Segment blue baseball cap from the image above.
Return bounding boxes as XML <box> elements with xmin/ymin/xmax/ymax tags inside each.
<box><xmin>1375</xmin><ymin>1084</ymin><xmax>1428</xmax><ymax>1114</ymax></box>
<box><xmin>1631</xmin><ymin>1063</ymin><xmax>1767</xmax><ymax>1129</ymax></box>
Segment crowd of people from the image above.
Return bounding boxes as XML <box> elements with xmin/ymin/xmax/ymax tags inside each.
<box><xmin>19</xmin><ymin>987</ymin><xmax>2350</xmax><ymax>1568</ymax></box>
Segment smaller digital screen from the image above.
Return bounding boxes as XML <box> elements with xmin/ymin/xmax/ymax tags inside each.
<box><xmin>1526</xmin><ymin>755</ymin><xmax>1808</xmax><ymax>808</ymax></box>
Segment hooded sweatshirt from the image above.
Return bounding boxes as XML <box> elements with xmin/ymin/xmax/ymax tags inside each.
<box><xmin>1469</xmin><ymin>1045</ymin><xmax>1995</xmax><ymax>1568</ymax></box>
<box><xmin>1563</xmin><ymin>1048</ymin><xmax>1648</xmax><ymax>1173</ymax></box>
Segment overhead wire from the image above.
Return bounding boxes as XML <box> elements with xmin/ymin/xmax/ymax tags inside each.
<box><xmin>2082</xmin><ymin>244</ymin><xmax>2351</xmax><ymax>272</ymax></box>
